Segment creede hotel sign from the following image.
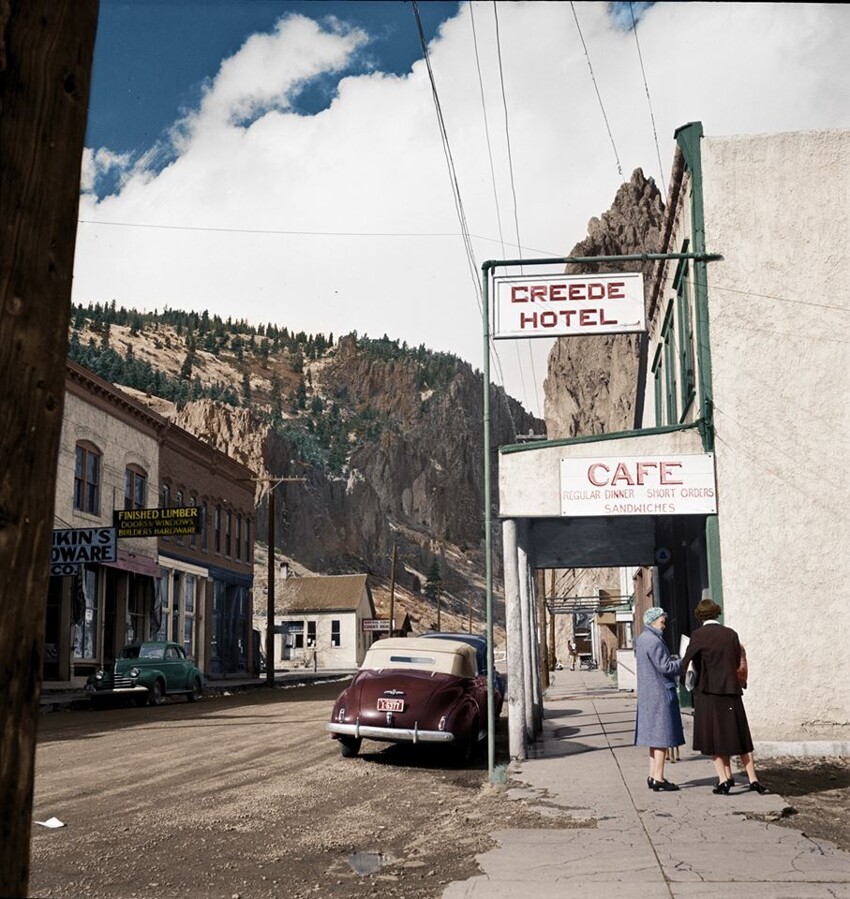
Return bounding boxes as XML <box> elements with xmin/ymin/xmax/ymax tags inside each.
<box><xmin>560</xmin><ymin>454</ymin><xmax>717</xmax><ymax>517</ymax></box>
<box><xmin>493</xmin><ymin>272</ymin><xmax>645</xmax><ymax>339</ymax></box>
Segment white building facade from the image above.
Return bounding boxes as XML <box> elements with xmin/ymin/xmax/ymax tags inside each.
<box><xmin>497</xmin><ymin>124</ymin><xmax>849</xmax><ymax>755</ymax></box>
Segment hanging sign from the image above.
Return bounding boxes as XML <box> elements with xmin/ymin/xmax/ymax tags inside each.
<box><xmin>114</xmin><ymin>506</ymin><xmax>201</xmax><ymax>538</ymax></box>
<box><xmin>493</xmin><ymin>271</ymin><xmax>645</xmax><ymax>339</ymax></box>
<box><xmin>362</xmin><ymin>619</ymin><xmax>396</xmax><ymax>632</ymax></box>
<box><xmin>560</xmin><ymin>453</ymin><xmax>717</xmax><ymax>517</ymax></box>
<box><xmin>51</xmin><ymin>527</ymin><xmax>117</xmax><ymax>575</ymax></box>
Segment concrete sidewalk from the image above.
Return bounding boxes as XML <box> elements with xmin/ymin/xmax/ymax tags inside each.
<box><xmin>444</xmin><ymin>668</ymin><xmax>850</xmax><ymax>898</ymax></box>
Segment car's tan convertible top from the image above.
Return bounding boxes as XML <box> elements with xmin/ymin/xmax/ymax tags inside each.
<box><xmin>360</xmin><ymin>637</ymin><xmax>477</xmax><ymax>678</ymax></box>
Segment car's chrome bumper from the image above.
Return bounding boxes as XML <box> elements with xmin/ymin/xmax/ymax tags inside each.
<box><xmin>85</xmin><ymin>684</ymin><xmax>148</xmax><ymax>695</ymax></box>
<box><xmin>326</xmin><ymin>721</ymin><xmax>454</xmax><ymax>744</ymax></box>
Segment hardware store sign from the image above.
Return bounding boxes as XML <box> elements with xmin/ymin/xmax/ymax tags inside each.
<box><xmin>493</xmin><ymin>272</ymin><xmax>645</xmax><ymax>339</ymax></box>
<box><xmin>114</xmin><ymin>506</ymin><xmax>200</xmax><ymax>538</ymax></box>
<box><xmin>51</xmin><ymin>527</ymin><xmax>116</xmax><ymax>575</ymax></box>
<box><xmin>560</xmin><ymin>453</ymin><xmax>717</xmax><ymax>517</ymax></box>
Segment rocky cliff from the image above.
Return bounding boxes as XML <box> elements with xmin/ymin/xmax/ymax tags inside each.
<box><xmin>544</xmin><ymin>169</ymin><xmax>665</xmax><ymax>437</ymax></box>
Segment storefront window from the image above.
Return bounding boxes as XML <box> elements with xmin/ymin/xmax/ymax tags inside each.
<box><xmin>151</xmin><ymin>576</ymin><xmax>167</xmax><ymax>640</ymax></box>
<box><xmin>127</xmin><ymin>586</ymin><xmax>145</xmax><ymax>645</ymax></box>
<box><xmin>72</xmin><ymin>566</ymin><xmax>98</xmax><ymax>659</ymax></box>
<box><xmin>183</xmin><ymin>575</ymin><xmax>196</xmax><ymax>657</ymax></box>
<box><xmin>171</xmin><ymin>571</ymin><xmax>181</xmax><ymax>642</ymax></box>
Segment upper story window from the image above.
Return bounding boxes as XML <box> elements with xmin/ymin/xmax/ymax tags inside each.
<box><xmin>124</xmin><ymin>465</ymin><xmax>147</xmax><ymax>511</ymax></box>
<box><xmin>161</xmin><ymin>483</ymin><xmax>170</xmax><ymax>509</ymax></box>
<box><xmin>189</xmin><ymin>495</ymin><xmax>198</xmax><ymax>549</ymax></box>
<box><xmin>214</xmin><ymin>504</ymin><xmax>222</xmax><ymax>554</ymax></box>
<box><xmin>225</xmin><ymin>510</ymin><xmax>232</xmax><ymax>557</ymax></box>
<box><xmin>235</xmin><ymin>514</ymin><xmax>242</xmax><ymax>561</ymax></box>
<box><xmin>674</xmin><ymin>255</ymin><xmax>696</xmax><ymax>418</ymax></box>
<box><xmin>174</xmin><ymin>490</ymin><xmax>185</xmax><ymax>543</ymax></box>
<box><xmin>244</xmin><ymin>519</ymin><xmax>251</xmax><ymax>563</ymax></box>
<box><xmin>74</xmin><ymin>442</ymin><xmax>101</xmax><ymax>515</ymax></box>
<box><xmin>200</xmin><ymin>500</ymin><xmax>208</xmax><ymax>551</ymax></box>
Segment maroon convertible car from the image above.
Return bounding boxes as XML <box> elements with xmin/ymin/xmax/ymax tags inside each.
<box><xmin>327</xmin><ymin>637</ymin><xmax>495</xmax><ymax>762</ymax></box>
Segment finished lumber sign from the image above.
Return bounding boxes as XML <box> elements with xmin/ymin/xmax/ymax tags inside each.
<box><xmin>493</xmin><ymin>272</ymin><xmax>645</xmax><ymax>339</ymax></box>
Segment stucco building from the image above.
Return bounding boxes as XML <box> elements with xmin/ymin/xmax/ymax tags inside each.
<box><xmin>497</xmin><ymin>124</ymin><xmax>849</xmax><ymax>755</ymax></box>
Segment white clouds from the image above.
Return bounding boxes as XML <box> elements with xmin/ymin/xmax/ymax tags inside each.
<box><xmin>73</xmin><ymin>2</ymin><xmax>850</xmax><ymax>415</ymax></box>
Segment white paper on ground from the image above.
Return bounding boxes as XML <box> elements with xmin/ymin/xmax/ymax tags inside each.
<box><xmin>35</xmin><ymin>817</ymin><xmax>66</xmax><ymax>829</ymax></box>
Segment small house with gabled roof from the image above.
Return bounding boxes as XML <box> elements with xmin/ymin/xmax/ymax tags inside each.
<box><xmin>274</xmin><ymin>574</ymin><xmax>376</xmax><ymax>670</ymax></box>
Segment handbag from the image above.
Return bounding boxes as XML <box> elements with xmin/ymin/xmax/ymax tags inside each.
<box><xmin>684</xmin><ymin>661</ymin><xmax>697</xmax><ymax>692</ymax></box>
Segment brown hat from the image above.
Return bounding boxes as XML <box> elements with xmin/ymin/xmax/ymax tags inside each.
<box><xmin>695</xmin><ymin>598</ymin><xmax>722</xmax><ymax>621</ymax></box>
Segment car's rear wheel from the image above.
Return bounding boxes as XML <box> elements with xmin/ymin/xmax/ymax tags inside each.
<box><xmin>148</xmin><ymin>679</ymin><xmax>165</xmax><ymax>706</ymax></box>
<box><xmin>187</xmin><ymin>678</ymin><xmax>202</xmax><ymax>702</ymax></box>
<box><xmin>339</xmin><ymin>737</ymin><xmax>361</xmax><ymax>758</ymax></box>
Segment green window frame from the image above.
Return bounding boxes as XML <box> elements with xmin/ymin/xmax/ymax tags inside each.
<box><xmin>661</xmin><ymin>303</ymin><xmax>678</xmax><ymax>426</ymax></box>
<box><xmin>674</xmin><ymin>245</ymin><xmax>696</xmax><ymax>418</ymax></box>
<box><xmin>651</xmin><ymin>345</ymin><xmax>664</xmax><ymax>428</ymax></box>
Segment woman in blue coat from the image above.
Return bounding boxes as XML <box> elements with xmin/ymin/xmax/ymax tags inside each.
<box><xmin>634</xmin><ymin>607</ymin><xmax>684</xmax><ymax>791</ymax></box>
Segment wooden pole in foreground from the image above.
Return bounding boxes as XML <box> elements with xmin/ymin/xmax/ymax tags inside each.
<box><xmin>0</xmin><ymin>3</ymin><xmax>98</xmax><ymax>895</ymax></box>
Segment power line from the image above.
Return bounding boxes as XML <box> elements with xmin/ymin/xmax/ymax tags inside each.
<box><xmin>411</xmin><ymin>1</ymin><xmax>481</xmax><ymax>311</ymax></box>
<box><xmin>492</xmin><ymin>1</ymin><xmax>540</xmax><ymax>418</ymax></box>
<box><xmin>570</xmin><ymin>1</ymin><xmax>623</xmax><ymax>181</ymax></box>
<box><xmin>629</xmin><ymin>1</ymin><xmax>666</xmax><ymax>196</ymax></box>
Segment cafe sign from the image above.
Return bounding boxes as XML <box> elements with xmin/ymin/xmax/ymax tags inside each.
<box><xmin>493</xmin><ymin>272</ymin><xmax>645</xmax><ymax>339</ymax></box>
<box><xmin>560</xmin><ymin>453</ymin><xmax>717</xmax><ymax>517</ymax></box>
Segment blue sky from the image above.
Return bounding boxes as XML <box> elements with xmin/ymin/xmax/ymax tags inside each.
<box><xmin>75</xmin><ymin>2</ymin><xmax>850</xmax><ymax>416</ymax></box>
<box><xmin>87</xmin><ymin>1</ymin><xmax>461</xmax><ymax>162</ymax></box>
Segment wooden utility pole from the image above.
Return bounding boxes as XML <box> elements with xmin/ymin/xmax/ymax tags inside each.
<box><xmin>388</xmin><ymin>543</ymin><xmax>397</xmax><ymax>636</ymax></box>
<box><xmin>0</xmin><ymin>3</ymin><xmax>98</xmax><ymax>895</ymax></box>
<box><xmin>266</xmin><ymin>487</ymin><xmax>276</xmax><ymax>685</ymax></box>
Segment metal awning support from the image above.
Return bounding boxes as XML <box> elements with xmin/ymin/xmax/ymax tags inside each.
<box><xmin>502</xmin><ymin>519</ymin><xmax>527</xmax><ymax>761</ymax></box>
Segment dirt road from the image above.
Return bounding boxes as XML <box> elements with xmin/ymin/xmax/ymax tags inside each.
<box><xmin>29</xmin><ymin>682</ymin><xmax>561</xmax><ymax>899</ymax></box>
<box><xmin>29</xmin><ymin>683</ymin><xmax>850</xmax><ymax>899</ymax></box>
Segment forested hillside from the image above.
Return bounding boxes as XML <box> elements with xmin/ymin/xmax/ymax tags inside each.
<box><xmin>68</xmin><ymin>302</ymin><xmax>541</xmax><ymax>633</ymax></box>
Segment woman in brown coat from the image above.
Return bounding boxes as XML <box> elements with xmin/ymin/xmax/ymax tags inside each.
<box><xmin>681</xmin><ymin>598</ymin><xmax>767</xmax><ymax>795</ymax></box>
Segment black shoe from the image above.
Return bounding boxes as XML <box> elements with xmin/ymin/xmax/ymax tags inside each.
<box><xmin>647</xmin><ymin>777</ymin><xmax>654</xmax><ymax>790</ymax></box>
<box><xmin>712</xmin><ymin>779</ymin><xmax>732</xmax><ymax>795</ymax></box>
<box><xmin>650</xmin><ymin>779</ymin><xmax>679</xmax><ymax>792</ymax></box>
<box><xmin>749</xmin><ymin>781</ymin><xmax>768</xmax><ymax>794</ymax></box>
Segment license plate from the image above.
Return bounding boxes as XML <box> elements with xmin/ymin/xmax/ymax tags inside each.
<box><xmin>377</xmin><ymin>698</ymin><xmax>404</xmax><ymax>712</ymax></box>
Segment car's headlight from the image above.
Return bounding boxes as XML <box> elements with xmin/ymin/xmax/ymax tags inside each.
<box><xmin>129</xmin><ymin>667</ymin><xmax>140</xmax><ymax>678</ymax></box>
<box><xmin>94</xmin><ymin>670</ymin><xmax>104</xmax><ymax>681</ymax></box>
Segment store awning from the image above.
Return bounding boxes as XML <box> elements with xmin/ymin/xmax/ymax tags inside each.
<box><xmin>102</xmin><ymin>549</ymin><xmax>162</xmax><ymax>578</ymax></box>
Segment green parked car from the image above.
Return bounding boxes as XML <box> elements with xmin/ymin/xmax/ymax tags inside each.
<box><xmin>86</xmin><ymin>641</ymin><xmax>204</xmax><ymax>707</ymax></box>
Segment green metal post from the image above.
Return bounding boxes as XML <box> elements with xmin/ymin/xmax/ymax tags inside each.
<box><xmin>482</xmin><ymin>263</ymin><xmax>495</xmax><ymax>780</ymax></box>
<box><xmin>676</xmin><ymin>122</ymin><xmax>724</xmax><ymax>608</ymax></box>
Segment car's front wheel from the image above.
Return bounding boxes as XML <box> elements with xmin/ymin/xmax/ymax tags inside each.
<box><xmin>148</xmin><ymin>679</ymin><xmax>165</xmax><ymax>706</ymax></box>
<box><xmin>187</xmin><ymin>678</ymin><xmax>202</xmax><ymax>702</ymax></box>
<box><xmin>339</xmin><ymin>736</ymin><xmax>361</xmax><ymax>758</ymax></box>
